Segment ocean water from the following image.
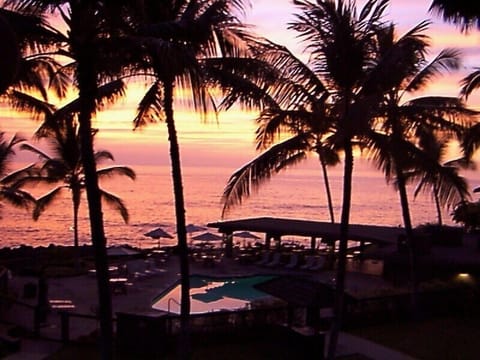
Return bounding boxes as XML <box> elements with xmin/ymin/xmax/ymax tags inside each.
<box><xmin>2</xmin><ymin>159</ymin><xmax>479</xmax><ymax>249</ymax></box>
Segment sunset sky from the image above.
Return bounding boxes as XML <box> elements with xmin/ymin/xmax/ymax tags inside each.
<box><xmin>3</xmin><ymin>0</ymin><xmax>480</xmax><ymax>169</ymax></box>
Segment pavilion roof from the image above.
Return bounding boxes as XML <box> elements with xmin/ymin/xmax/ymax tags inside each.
<box><xmin>208</xmin><ymin>217</ymin><xmax>405</xmax><ymax>245</ymax></box>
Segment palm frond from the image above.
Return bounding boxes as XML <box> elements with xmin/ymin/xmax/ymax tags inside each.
<box><xmin>33</xmin><ymin>187</ymin><xmax>64</xmax><ymax>220</ymax></box>
<box><xmin>133</xmin><ymin>81</ymin><xmax>163</xmax><ymax>128</ymax></box>
<box><xmin>94</xmin><ymin>150</ymin><xmax>115</xmax><ymax>163</ymax></box>
<box><xmin>100</xmin><ymin>189</ymin><xmax>129</xmax><ymax>223</ymax></box>
<box><xmin>429</xmin><ymin>0</ymin><xmax>480</xmax><ymax>32</ymax></box>
<box><xmin>462</xmin><ymin>123</ymin><xmax>480</xmax><ymax>159</ymax></box>
<box><xmin>460</xmin><ymin>68</ymin><xmax>480</xmax><ymax>99</ymax></box>
<box><xmin>0</xmin><ymin>133</ymin><xmax>25</xmax><ymax>176</ymax></box>
<box><xmin>0</xmin><ymin>162</ymin><xmax>38</xmax><ymax>184</ymax></box>
<box><xmin>406</xmin><ymin>48</ymin><xmax>461</xmax><ymax>93</ymax></box>
<box><xmin>97</xmin><ymin>166</ymin><xmax>136</xmax><ymax>181</ymax></box>
<box><xmin>20</xmin><ymin>143</ymin><xmax>53</xmax><ymax>161</ymax></box>
<box><xmin>0</xmin><ymin>187</ymin><xmax>35</xmax><ymax>210</ymax></box>
<box><xmin>222</xmin><ymin>135</ymin><xmax>310</xmax><ymax>216</ymax></box>
<box><xmin>6</xmin><ymin>89</ymin><xmax>55</xmax><ymax>122</ymax></box>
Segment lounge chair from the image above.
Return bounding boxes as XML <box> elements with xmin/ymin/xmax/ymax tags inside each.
<box><xmin>308</xmin><ymin>256</ymin><xmax>327</xmax><ymax>271</ymax></box>
<box><xmin>284</xmin><ymin>253</ymin><xmax>299</xmax><ymax>269</ymax></box>
<box><xmin>300</xmin><ymin>255</ymin><xmax>317</xmax><ymax>270</ymax></box>
<box><xmin>126</xmin><ymin>259</ymin><xmax>150</xmax><ymax>279</ymax></box>
<box><xmin>255</xmin><ymin>251</ymin><xmax>271</xmax><ymax>266</ymax></box>
<box><xmin>265</xmin><ymin>252</ymin><xmax>282</xmax><ymax>267</ymax></box>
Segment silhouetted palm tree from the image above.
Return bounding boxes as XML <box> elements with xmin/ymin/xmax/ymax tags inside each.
<box><xmin>22</xmin><ymin>137</ymin><xmax>135</xmax><ymax>249</ymax></box>
<box><xmin>363</xmin><ymin>20</ymin><xmax>476</xmax><ymax>312</ymax></box>
<box><xmin>219</xmin><ymin>1</ymin><xmax>394</xmax><ymax>357</ymax></box>
<box><xmin>287</xmin><ymin>1</ymin><xmax>389</xmax><ymax>358</ymax></box>
<box><xmin>412</xmin><ymin>131</ymin><xmax>473</xmax><ymax>225</ymax></box>
<box><xmin>131</xmin><ymin>1</ymin><xmax>256</xmax><ymax>357</ymax></box>
<box><xmin>3</xmin><ymin>1</ymin><xmax>137</xmax><ymax>357</ymax></box>
<box><xmin>218</xmin><ymin>40</ymin><xmax>340</xmax><ymax>223</ymax></box>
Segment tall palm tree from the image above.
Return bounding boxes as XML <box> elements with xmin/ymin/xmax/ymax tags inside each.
<box><xmin>3</xmin><ymin>1</ymin><xmax>139</xmax><ymax>357</ymax></box>
<box><xmin>131</xmin><ymin>1</ymin><xmax>256</xmax><ymax>357</ymax></box>
<box><xmin>363</xmin><ymin>20</ymin><xmax>476</xmax><ymax>313</ymax></box>
<box><xmin>215</xmin><ymin>1</ymin><xmax>392</xmax><ymax>357</ymax></box>
<box><xmin>286</xmin><ymin>2</ymin><xmax>390</xmax><ymax>358</ymax></box>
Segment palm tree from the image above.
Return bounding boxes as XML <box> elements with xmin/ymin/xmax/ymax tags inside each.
<box><xmin>3</xmin><ymin>1</ymin><xmax>138</xmax><ymax>357</ymax></box>
<box><xmin>286</xmin><ymin>2</ymin><xmax>391</xmax><ymax>358</ymax></box>
<box><xmin>216</xmin><ymin>1</ymin><xmax>392</xmax><ymax>357</ymax></box>
<box><xmin>7</xmin><ymin>78</ymin><xmax>134</xmax><ymax>252</ymax></box>
<box><xmin>0</xmin><ymin>132</ymin><xmax>36</xmax><ymax>212</ymax></box>
<box><xmin>131</xmin><ymin>1</ymin><xmax>256</xmax><ymax>357</ymax></box>
<box><xmin>22</xmin><ymin>137</ymin><xmax>135</xmax><ymax>250</ymax></box>
<box><xmin>412</xmin><ymin>131</ymin><xmax>473</xmax><ymax>225</ymax></box>
<box><xmin>217</xmin><ymin>41</ymin><xmax>340</xmax><ymax>223</ymax></box>
<box><xmin>362</xmin><ymin>20</ymin><xmax>476</xmax><ymax>313</ymax></box>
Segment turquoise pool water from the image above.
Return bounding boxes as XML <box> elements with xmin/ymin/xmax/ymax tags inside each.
<box><xmin>152</xmin><ymin>275</ymin><xmax>278</xmax><ymax>314</ymax></box>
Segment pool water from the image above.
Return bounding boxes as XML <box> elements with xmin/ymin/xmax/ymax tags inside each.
<box><xmin>152</xmin><ymin>275</ymin><xmax>278</xmax><ymax>314</ymax></box>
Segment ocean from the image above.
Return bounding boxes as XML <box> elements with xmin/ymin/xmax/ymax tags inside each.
<box><xmin>2</xmin><ymin>158</ymin><xmax>479</xmax><ymax>249</ymax></box>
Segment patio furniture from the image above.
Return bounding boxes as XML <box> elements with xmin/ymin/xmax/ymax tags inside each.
<box><xmin>265</xmin><ymin>252</ymin><xmax>282</xmax><ymax>267</ymax></box>
<box><xmin>255</xmin><ymin>251</ymin><xmax>271</xmax><ymax>266</ymax></box>
<box><xmin>284</xmin><ymin>253</ymin><xmax>300</xmax><ymax>269</ymax></box>
<box><xmin>300</xmin><ymin>255</ymin><xmax>317</xmax><ymax>270</ymax></box>
<box><xmin>109</xmin><ymin>278</ymin><xmax>128</xmax><ymax>295</ymax></box>
<box><xmin>308</xmin><ymin>256</ymin><xmax>327</xmax><ymax>271</ymax></box>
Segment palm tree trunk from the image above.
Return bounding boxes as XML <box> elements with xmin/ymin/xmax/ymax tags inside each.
<box><xmin>73</xmin><ymin>188</ymin><xmax>81</xmax><ymax>249</ymax></box>
<box><xmin>72</xmin><ymin>187</ymin><xmax>81</xmax><ymax>270</ymax></box>
<box><xmin>318</xmin><ymin>149</ymin><xmax>335</xmax><ymax>223</ymax></box>
<box><xmin>395</xmin><ymin>167</ymin><xmax>419</xmax><ymax>316</ymax></box>
<box><xmin>327</xmin><ymin>140</ymin><xmax>354</xmax><ymax>360</ymax></box>
<box><xmin>73</xmin><ymin>5</ymin><xmax>113</xmax><ymax>359</ymax></box>
<box><xmin>433</xmin><ymin>185</ymin><xmax>443</xmax><ymax>225</ymax></box>
<box><xmin>163</xmin><ymin>79</ymin><xmax>191</xmax><ymax>359</ymax></box>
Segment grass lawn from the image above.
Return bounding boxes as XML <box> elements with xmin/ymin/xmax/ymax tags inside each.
<box><xmin>347</xmin><ymin>315</ymin><xmax>480</xmax><ymax>360</ymax></box>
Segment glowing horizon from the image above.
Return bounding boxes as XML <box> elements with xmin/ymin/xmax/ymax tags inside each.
<box><xmin>2</xmin><ymin>0</ymin><xmax>480</xmax><ymax>169</ymax></box>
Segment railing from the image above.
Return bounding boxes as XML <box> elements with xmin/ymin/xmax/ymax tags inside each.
<box><xmin>167</xmin><ymin>297</ymin><xmax>181</xmax><ymax>314</ymax></box>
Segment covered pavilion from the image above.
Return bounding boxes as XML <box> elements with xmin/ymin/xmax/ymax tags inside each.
<box><xmin>207</xmin><ymin>217</ymin><xmax>405</xmax><ymax>258</ymax></box>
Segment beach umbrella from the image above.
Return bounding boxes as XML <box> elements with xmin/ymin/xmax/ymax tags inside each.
<box><xmin>191</xmin><ymin>232</ymin><xmax>223</xmax><ymax>242</ymax></box>
<box><xmin>107</xmin><ymin>246</ymin><xmax>140</xmax><ymax>257</ymax></box>
<box><xmin>185</xmin><ymin>224</ymin><xmax>207</xmax><ymax>233</ymax></box>
<box><xmin>234</xmin><ymin>231</ymin><xmax>261</xmax><ymax>247</ymax></box>
<box><xmin>233</xmin><ymin>231</ymin><xmax>261</xmax><ymax>240</ymax></box>
<box><xmin>144</xmin><ymin>227</ymin><xmax>174</xmax><ymax>248</ymax></box>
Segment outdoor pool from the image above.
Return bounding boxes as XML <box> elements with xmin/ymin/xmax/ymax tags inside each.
<box><xmin>152</xmin><ymin>275</ymin><xmax>280</xmax><ymax>314</ymax></box>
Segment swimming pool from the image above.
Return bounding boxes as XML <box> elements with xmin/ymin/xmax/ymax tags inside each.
<box><xmin>152</xmin><ymin>275</ymin><xmax>281</xmax><ymax>314</ymax></box>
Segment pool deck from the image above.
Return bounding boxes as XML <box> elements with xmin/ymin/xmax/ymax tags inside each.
<box><xmin>4</xmin><ymin>254</ymin><xmax>414</xmax><ymax>359</ymax></box>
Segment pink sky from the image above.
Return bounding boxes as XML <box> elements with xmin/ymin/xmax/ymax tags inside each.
<box><xmin>3</xmin><ymin>0</ymin><xmax>480</xmax><ymax>169</ymax></box>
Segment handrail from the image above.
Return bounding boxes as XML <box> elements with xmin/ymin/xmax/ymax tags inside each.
<box><xmin>167</xmin><ymin>297</ymin><xmax>181</xmax><ymax>314</ymax></box>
